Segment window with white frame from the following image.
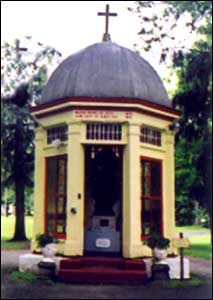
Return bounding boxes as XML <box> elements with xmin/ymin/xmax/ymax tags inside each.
<box><xmin>86</xmin><ymin>123</ymin><xmax>122</xmax><ymax>141</ymax></box>
<box><xmin>47</xmin><ymin>125</ymin><xmax>68</xmax><ymax>144</ymax></box>
<box><xmin>140</xmin><ymin>127</ymin><xmax>161</xmax><ymax>146</ymax></box>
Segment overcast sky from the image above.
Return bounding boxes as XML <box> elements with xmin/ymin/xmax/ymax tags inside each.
<box><xmin>2</xmin><ymin>1</ymin><xmax>197</xmax><ymax>93</ymax></box>
<box><xmin>1</xmin><ymin>1</ymin><xmax>141</xmax><ymax>56</ymax></box>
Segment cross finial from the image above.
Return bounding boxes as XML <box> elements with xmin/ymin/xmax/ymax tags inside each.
<box><xmin>98</xmin><ymin>4</ymin><xmax>117</xmax><ymax>42</ymax></box>
<box><xmin>15</xmin><ymin>39</ymin><xmax>28</xmax><ymax>60</ymax></box>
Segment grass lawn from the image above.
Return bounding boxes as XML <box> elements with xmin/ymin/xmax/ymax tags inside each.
<box><xmin>1</xmin><ymin>216</ymin><xmax>33</xmax><ymax>250</ymax></box>
<box><xmin>151</xmin><ymin>275</ymin><xmax>212</xmax><ymax>288</ymax></box>
<box><xmin>183</xmin><ymin>234</ymin><xmax>212</xmax><ymax>260</ymax></box>
<box><xmin>175</xmin><ymin>225</ymin><xmax>212</xmax><ymax>260</ymax></box>
<box><xmin>176</xmin><ymin>225</ymin><xmax>209</xmax><ymax>232</ymax></box>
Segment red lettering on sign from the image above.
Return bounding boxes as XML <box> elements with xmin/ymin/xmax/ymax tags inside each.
<box><xmin>74</xmin><ymin>110</ymin><xmax>133</xmax><ymax>119</ymax></box>
<box><xmin>125</xmin><ymin>112</ymin><xmax>133</xmax><ymax>119</ymax></box>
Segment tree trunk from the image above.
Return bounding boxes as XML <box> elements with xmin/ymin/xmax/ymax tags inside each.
<box><xmin>206</xmin><ymin>137</ymin><xmax>212</xmax><ymax>244</ymax></box>
<box><xmin>206</xmin><ymin>134</ymin><xmax>212</xmax><ymax>244</ymax></box>
<box><xmin>12</xmin><ymin>178</ymin><xmax>27</xmax><ymax>241</ymax></box>
<box><xmin>5</xmin><ymin>203</ymin><xmax>9</xmax><ymax>217</ymax></box>
<box><xmin>208</xmin><ymin>171</ymin><xmax>212</xmax><ymax>245</ymax></box>
<box><xmin>11</xmin><ymin>120</ymin><xmax>27</xmax><ymax>241</ymax></box>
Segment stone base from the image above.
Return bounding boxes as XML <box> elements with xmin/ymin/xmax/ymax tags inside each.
<box><xmin>19</xmin><ymin>254</ymin><xmax>62</xmax><ymax>275</ymax></box>
<box><xmin>151</xmin><ymin>263</ymin><xmax>170</xmax><ymax>281</ymax></box>
<box><xmin>19</xmin><ymin>254</ymin><xmax>190</xmax><ymax>280</ymax></box>
<box><xmin>144</xmin><ymin>256</ymin><xmax>190</xmax><ymax>279</ymax></box>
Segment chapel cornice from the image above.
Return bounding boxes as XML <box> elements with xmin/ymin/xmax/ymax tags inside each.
<box><xmin>30</xmin><ymin>97</ymin><xmax>181</xmax><ymax>122</ymax></box>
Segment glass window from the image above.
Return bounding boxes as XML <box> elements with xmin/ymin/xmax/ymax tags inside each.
<box><xmin>141</xmin><ymin>158</ymin><xmax>162</xmax><ymax>239</ymax></box>
<box><xmin>141</xmin><ymin>127</ymin><xmax>161</xmax><ymax>146</ymax></box>
<box><xmin>151</xmin><ymin>162</ymin><xmax>161</xmax><ymax>197</ymax></box>
<box><xmin>46</xmin><ymin>156</ymin><xmax>67</xmax><ymax>238</ymax></box>
<box><xmin>47</xmin><ymin>125</ymin><xmax>68</xmax><ymax>144</ymax></box>
<box><xmin>86</xmin><ymin>123</ymin><xmax>122</xmax><ymax>141</ymax></box>
<box><xmin>142</xmin><ymin>162</ymin><xmax>151</xmax><ymax>196</ymax></box>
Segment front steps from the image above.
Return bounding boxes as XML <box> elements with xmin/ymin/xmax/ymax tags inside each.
<box><xmin>58</xmin><ymin>256</ymin><xmax>147</xmax><ymax>284</ymax></box>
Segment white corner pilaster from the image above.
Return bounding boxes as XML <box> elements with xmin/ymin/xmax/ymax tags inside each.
<box><xmin>164</xmin><ymin>130</ymin><xmax>175</xmax><ymax>242</ymax></box>
<box><xmin>31</xmin><ymin>127</ymin><xmax>45</xmax><ymax>251</ymax></box>
<box><xmin>64</xmin><ymin>122</ymin><xmax>84</xmax><ymax>256</ymax></box>
<box><xmin>123</xmin><ymin>123</ymin><xmax>142</xmax><ymax>258</ymax></box>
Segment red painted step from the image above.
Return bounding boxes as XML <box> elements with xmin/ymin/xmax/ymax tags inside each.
<box><xmin>58</xmin><ymin>257</ymin><xmax>147</xmax><ymax>284</ymax></box>
<box><xmin>59</xmin><ymin>257</ymin><xmax>146</xmax><ymax>270</ymax></box>
<box><xmin>60</xmin><ymin>257</ymin><xmax>125</xmax><ymax>269</ymax></box>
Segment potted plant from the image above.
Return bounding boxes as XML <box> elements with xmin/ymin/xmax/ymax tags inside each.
<box><xmin>144</xmin><ymin>235</ymin><xmax>170</xmax><ymax>264</ymax></box>
<box><xmin>36</xmin><ymin>233</ymin><xmax>59</xmax><ymax>260</ymax></box>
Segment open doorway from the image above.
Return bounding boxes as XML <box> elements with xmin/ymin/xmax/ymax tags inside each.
<box><xmin>84</xmin><ymin>145</ymin><xmax>123</xmax><ymax>255</ymax></box>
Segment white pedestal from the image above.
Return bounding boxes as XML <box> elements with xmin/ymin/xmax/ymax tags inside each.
<box><xmin>19</xmin><ymin>254</ymin><xmax>62</xmax><ymax>275</ymax></box>
<box><xmin>144</xmin><ymin>256</ymin><xmax>190</xmax><ymax>279</ymax></box>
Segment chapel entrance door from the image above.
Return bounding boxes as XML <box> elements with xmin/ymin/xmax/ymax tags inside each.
<box><xmin>84</xmin><ymin>145</ymin><xmax>123</xmax><ymax>255</ymax></box>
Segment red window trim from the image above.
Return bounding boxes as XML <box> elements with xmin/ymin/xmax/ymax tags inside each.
<box><xmin>141</xmin><ymin>156</ymin><xmax>164</xmax><ymax>240</ymax></box>
<box><xmin>45</xmin><ymin>155</ymin><xmax>67</xmax><ymax>240</ymax></box>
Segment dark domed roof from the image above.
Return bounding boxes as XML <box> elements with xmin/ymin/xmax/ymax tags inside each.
<box><xmin>41</xmin><ymin>42</ymin><xmax>171</xmax><ymax>107</ymax></box>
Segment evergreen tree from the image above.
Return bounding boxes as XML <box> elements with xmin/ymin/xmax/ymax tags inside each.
<box><xmin>1</xmin><ymin>38</ymin><xmax>61</xmax><ymax>240</ymax></box>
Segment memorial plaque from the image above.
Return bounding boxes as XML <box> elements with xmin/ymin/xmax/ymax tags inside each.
<box><xmin>96</xmin><ymin>238</ymin><xmax>111</xmax><ymax>248</ymax></box>
<box><xmin>172</xmin><ymin>238</ymin><xmax>190</xmax><ymax>248</ymax></box>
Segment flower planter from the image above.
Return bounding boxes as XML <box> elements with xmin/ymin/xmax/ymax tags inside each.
<box><xmin>153</xmin><ymin>248</ymin><xmax>168</xmax><ymax>264</ymax></box>
<box><xmin>41</xmin><ymin>243</ymin><xmax>57</xmax><ymax>262</ymax></box>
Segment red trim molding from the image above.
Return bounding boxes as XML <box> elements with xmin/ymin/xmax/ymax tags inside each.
<box><xmin>30</xmin><ymin>97</ymin><xmax>181</xmax><ymax>116</ymax></box>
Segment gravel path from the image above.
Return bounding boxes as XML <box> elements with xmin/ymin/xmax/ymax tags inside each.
<box><xmin>175</xmin><ymin>230</ymin><xmax>210</xmax><ymax>237</ymax></box>
<box><xmin>1</xmin><ymin>250</ymin><xmax>29</xmax><ymax>271</ymax></box>
<box><xmin>1</xmin><ymin>281</ymin><xmax>212</xmax><ymax>299</ymax></box>
<box><xmin>189</xmin><ymin>257</ymin><xmax>212</xmax><ymax>280</ymax></box>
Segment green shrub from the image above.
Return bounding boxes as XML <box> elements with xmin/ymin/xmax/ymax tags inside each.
<box><xmin>193</xmin><ymin>206</ymin><xmax>210</xmax><ymax>228</ymax></box>
<box><xmin>144</xmin><ymin>235</ymin><xmax>170</xmax><ymax>250</ymax></box>
<box><xmin>36</xmin><ymin>233</ymin><xmax>58</xmax><ymax>248</ymax></box>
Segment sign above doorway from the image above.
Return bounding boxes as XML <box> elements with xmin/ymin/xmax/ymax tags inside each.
<box><xmin>74</xmin><ymin>110</ymin><xmax>133</xmax><ymax>120</ymax></box>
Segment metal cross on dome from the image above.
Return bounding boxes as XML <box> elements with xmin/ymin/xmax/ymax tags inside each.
<box><xmin>98</xmin><ymin>4</ymin><xmax>117</xmax><ymax>42</ymax></box>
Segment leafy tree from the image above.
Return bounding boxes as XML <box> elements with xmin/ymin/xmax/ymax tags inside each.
<box><xmin>175</xmin><ymin>136</ymin><xmax>206</xmax><ymax>225</ymax></box>
<box><xmin>1</xmin><ymin>38</ymin><xmax>61</xmax><ymax>240</ymax></box>
<box><xmin>173</xmin><ymin>42</ymin><xmax>212</xmax><ymax>228</ymax></box>
<box><xmin>131</xmin><ymin>1</ymin><xmax>212</xmax><ymax>62</ymax></box>
<box><xmin>132</xmin><ymin>1</ymin><xmax>212</xmax><ymax>230</ymax></box>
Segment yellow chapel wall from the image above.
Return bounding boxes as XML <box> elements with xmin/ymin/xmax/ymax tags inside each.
<box><xmin>122</xmin><ymin>112</ymin><xmax>176</xmax><ymax>258</ymax></box>
<box><xmin>31</xmin><ymin>107</ymin><xmax>177</xmax><ymax>257</ymax></box>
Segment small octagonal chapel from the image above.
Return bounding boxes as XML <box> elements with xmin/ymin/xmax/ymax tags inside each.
<box><xmin>30</xmin><ymin>5</ymin><xmax>180</xmax><ymax>258</ymax></box>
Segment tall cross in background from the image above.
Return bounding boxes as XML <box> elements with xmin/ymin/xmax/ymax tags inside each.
<box><xmin>15</xmin><ymin>39</ymin><xmax>28</xmax><ymax>74</ymax></box>
<box><xmin>15</xmin><ymin>39</ymin><xmax>28</xmax><ymax>60</ymax></box>
<box><xmin>98</xmin><ymin>4</ymin><xmax>117</xmax><ymax>42</ymax></box>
